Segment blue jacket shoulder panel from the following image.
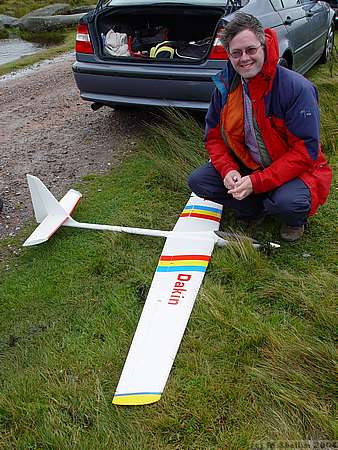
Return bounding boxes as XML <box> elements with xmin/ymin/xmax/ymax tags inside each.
<box><xmin>266</xmin><ymin>66</ymin><xmax>320</xmax><ymax>160</ymax></box>
<box><xmin>212</xmin><ymin>62</ymin><xmax>236</xmax><ymax>107</ymax></box>
<box><xmin>204</xmin><ymin>88</ymin><xmax>222</xmax><ymax>141</ymax></box>
<box><xmin>269</xmin><ymin>66</ymin><xmax>318</xmax><ymax>116</ymax></box>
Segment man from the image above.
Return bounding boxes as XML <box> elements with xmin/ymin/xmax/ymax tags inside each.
<box><xmin>188</xmin><ymin>13</ymin><xmax>332</xmax><ymax>241</ymax></box>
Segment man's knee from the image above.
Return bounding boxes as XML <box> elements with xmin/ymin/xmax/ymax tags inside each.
<box><xmin>187</xmin><ymin>169</ymin><xmax>201</xmax><ymax>194</ymax></box>
<box><xmin>264</xmin><ymin>180</ymin><xmax>311</xmax><ymax>217</ymax></box>
<box><xmin>265</xmin><ymin>192</ymin><xmax>311</xmax><ymax>216</ymax></box>
<box><xmin>188</xmin><ymin>168</ymin><xmax>212</xmax><ymax>198</ymax></box>
<box><xmin>188</xmin><ymin>163</ymin><xmax>224</xmax><ymax>198</ymax></box>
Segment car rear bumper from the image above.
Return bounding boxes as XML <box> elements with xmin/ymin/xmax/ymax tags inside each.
<box><xmin>76</xmin><ymin>91</ymin><xmax>211</xmax><ymax>110</ymax></box>
<box><xmin>72</xmin><ymin>60</ymin><xmax>219</xmax><ymax>110</ymax></box>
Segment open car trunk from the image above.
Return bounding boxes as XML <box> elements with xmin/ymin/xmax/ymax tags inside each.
<box><xmin>95</xmin><ymin>5</ymin><xmax>228</xmax><ymax>62</ymax></box>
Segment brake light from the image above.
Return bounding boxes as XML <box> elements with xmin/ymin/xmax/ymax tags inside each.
<box><xmin>209</xmin><ymin>27</ymin><xmax>228</xmax><ymax>60</ymax></box>
<box><xmin>75</xmin><ymin>23</ymin><xmax>93</xmax><ymax>54</ymax></box>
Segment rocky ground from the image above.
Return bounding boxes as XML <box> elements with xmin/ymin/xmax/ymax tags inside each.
<box><xmin>0</xmin><ymin>53</ymin><xmax>148</xmax><ymax>242</ymax></box>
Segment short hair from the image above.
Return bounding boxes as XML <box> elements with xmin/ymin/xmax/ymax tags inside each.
<box><xmin>220</xmin><ymin>12</ymin><xmax>266</xmax><ymax>51</ymax></box>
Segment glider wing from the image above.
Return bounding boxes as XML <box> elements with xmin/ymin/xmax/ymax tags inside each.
<box><xmin>112</xmin><ymin>194</ymin><xmax>223</xmax><ymax>405</ymax></box>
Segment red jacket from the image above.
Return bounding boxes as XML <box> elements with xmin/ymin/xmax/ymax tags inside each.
<box><xmin>205</xmin><ymin>29</ymin><xmax>332</xmax><ymax>216</ymax></box>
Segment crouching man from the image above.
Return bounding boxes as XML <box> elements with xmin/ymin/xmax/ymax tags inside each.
<box><xmin>188</xmin><ymin>13</ymin><xmax>332</xmax><ymax>241</ymax></box>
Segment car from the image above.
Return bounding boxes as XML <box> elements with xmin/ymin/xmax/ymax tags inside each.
<box><xmin>73</xmin><ymin>0</ymin><xmax>335</xmax><ymax>111</ymax></box>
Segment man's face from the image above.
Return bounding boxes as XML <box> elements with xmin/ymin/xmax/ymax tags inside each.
<box><xmin>228</xmin><ymin>29</ymin><xmax>265</xmax><ymax>80</ymax></box>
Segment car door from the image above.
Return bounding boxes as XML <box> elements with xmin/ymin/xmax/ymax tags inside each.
<box><xmin>276</xmin><ymin>0</ymin><xmax>311</xmax><ymax>71</ymax></box>
<box><xmin>301</xmin><ymin>0</ymin><xmax>329</xmax><ymax>63</ymax></box>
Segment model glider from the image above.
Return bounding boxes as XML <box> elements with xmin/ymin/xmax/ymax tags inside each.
<box><xmin>23</xmin><ymin>175</ymin><xmax>280</xmax><ymax>405</ymax></box>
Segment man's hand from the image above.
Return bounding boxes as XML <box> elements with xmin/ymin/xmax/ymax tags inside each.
<box><xmin>228</xmin><ymin>175</ymin><xmax>253</xmax><ymax>200</ymax></box>
<box><xmin>224</xmin><ymin>170</ymin><xmax>241</xmax><ymax>190</ymax></box>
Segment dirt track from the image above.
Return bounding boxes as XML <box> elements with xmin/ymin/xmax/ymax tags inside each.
<box><xmin>0</xmin><ymin>53</ymin><xmax>146</xmax><ymax>242</ymax></box>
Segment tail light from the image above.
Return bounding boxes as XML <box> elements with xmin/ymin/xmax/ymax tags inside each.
<box><xmin>209</xmin><ymin>26</ymin><xmax>228</xmax><ymax>60</ymax></box>
<box><xmin>75</xmin><ymin>23</ymin><xmax>94</xmax><ymax>54</ymax></box>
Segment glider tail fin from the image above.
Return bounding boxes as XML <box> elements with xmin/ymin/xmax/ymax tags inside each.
<box><xmin>23</xmin><ymin>175</ymin><xmax>82</xmax><ymax>247</ymax></box>
<box><xmin>27</xmin><ymin>174</ymin><xmax>65</xmax><ymax>223</ymax></box>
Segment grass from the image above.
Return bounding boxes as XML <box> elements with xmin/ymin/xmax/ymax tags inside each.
<box><xmin>0</xmin><ymin>0</ymin><xmax>94</xmax><ymax>18</ymax></box>
<box><xmin>0</xmin><ymin>50</ymin><xmax>337</xmax><ymax>450</ymax></box>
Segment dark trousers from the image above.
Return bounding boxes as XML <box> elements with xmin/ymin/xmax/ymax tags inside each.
<box><xmin>188</xmin><ymin>162</ymin><xmax>311</xmax><ymax>227</ymax></box>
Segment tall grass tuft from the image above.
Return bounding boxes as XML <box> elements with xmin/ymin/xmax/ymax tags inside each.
<box><xmin>140</xmin><ymin>109</ymin><xmax>206</xmax><ymax>192</ymax></box>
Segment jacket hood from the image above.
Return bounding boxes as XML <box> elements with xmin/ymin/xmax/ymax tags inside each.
<box><xmin>260</xmin><ymin>28</ymin><xmax>279</xmax><ymax>82</ymax></box>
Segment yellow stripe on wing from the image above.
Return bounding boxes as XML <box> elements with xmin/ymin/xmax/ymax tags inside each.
<box><xmin>158</xmin><ymin>260</ymin><xmax>209</xmax><ymax>267</ymax></box>
<box><xmin>183</xmin><ymin>208</ymin><xmax>222</xmax><ymax>218</ymax></box>
<box><xmin>113</xmin><ymin>393</ymin><xmax>161</xmax><ymax>405</ymax></box>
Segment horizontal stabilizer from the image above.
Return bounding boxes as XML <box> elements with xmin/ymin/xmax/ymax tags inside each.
<box><xmin>23</xmin><ymin>213</ymin><xmax>69</xmax><ymax>246</ymax></box>
<box><xmin>59</xmin><ymin>189</ymin><xmax>82</xmax><ymax>215</ymax></box>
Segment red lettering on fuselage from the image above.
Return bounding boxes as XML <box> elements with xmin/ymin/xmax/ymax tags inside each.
<box><xmin>168</xmin><ymin>274</ymin><xmax>191</xmax><ymax>305</ymax></box>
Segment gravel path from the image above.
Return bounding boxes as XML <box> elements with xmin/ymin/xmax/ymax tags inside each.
<box><xmin>0</xmin><ymin>53</ymin><xmax>147</xmax><ymax>242</ymax></box>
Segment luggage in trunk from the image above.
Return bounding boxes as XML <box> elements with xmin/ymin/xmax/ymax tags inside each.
<box><xmin>96</xmin><ymin>5</ymin><xmax>226</xmax><ymax>62</ymax></box>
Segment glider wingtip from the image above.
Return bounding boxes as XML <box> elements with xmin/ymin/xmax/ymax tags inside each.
<box><xmin>112</xmin><ymin>393</ymin><xmax>161</xmax><ymax>406</ymax></box>
<box><xmin>23</xmin><ymin>238</ymin><xmax>47</xmax><ymax>247</ymax></box>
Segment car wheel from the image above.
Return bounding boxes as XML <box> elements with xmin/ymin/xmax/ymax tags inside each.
<box><xmin>318</xmin><ymin>22</ymin><xmax>335</xmax><ymax>64</ymax></box>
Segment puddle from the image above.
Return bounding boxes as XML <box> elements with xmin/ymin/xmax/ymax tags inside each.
<box><xmin>0</xmin><ymin>38</ymin><xmax>45</xmax><ymax>65</ymax></box>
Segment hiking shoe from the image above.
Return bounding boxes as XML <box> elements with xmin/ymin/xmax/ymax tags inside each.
<box><xmin>280</xmin><ymin>223</ymin><xmax>304</xmax><ymax>242</ymax></box>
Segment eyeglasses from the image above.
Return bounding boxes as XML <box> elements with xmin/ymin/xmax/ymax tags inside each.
<box><xmin>229</xmin><ymin>44</ymin><xmax>263</xmax><ymax>59</ymax></box>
